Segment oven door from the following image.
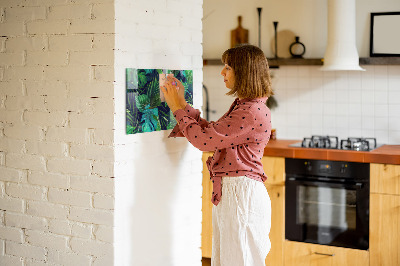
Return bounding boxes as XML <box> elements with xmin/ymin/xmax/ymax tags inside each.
<box><xmin>285</xmin><ymin>177</ymin><xmax>369</xmax><ymax>250</ymax></box>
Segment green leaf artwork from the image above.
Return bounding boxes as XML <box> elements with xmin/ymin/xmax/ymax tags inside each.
<box><xmin>126</xmin><ymin>68</ymin><xmax>194</xmax><ymax>135</ymax></box>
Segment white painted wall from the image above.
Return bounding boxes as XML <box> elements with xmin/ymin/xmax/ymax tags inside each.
<box><xmin>203</xmin><ymin>0</ymin><xmax>400</xmax><ymax>144</ymax></box>
<box><xmin>0</xmin><ymin>0</ymin><xmax>115</xmax><ymax>265</ymax></box>
<box><xmin>113</xmin><ymin>0</ymin><xmax>203</xmax><ymax>266</ymax></box>
<box><xmin>203</xmin><ymin>0</ymin><xmax>400</xmax><ymax>58</ymax></box>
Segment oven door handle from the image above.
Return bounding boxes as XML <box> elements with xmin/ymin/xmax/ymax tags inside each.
<box><xmin>287</xmin><ymin>177</ymin><xmax>364</xmax><ymax>189</ymax></box>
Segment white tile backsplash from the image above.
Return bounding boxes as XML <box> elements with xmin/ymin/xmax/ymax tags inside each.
<box><xmin>388</xmin><ymin>75</ymin><xmax>400</xmax><ymax>91</ymax></box>
<box><xmin>361</xmin><ymin>104</ymin><xmax>374</xmax><ymax>117</ymax></box>
<box><xmin>336</xmin><ymin>115</ymin><xmax>349</xmax><ymax>129</ymax></box>
<box><xmin>374</xmin><ymin>77</ymin><xmax>388</xmax><ymax>91</ymax></box>
<box><xmin>203</xmin><ymin>64</ymin><xmax>400</xmax><ymax>145</ymax></box>
<box><xmin>374</xmin><ymin>65</ymin><xmax>388</xmax><ymax>76</ymax></box>
<box><xmin>374</xmin><ymin>90</ymin><xmax>388</xmax><ymax>104</ymax></box>
<box><xmin>375</xmin><ymin>104</ymin><xmax>389</xmax><ymax>117</ymax></box>
<box><xmin>389</xmin><ymin>104</ymin><xmax>400</xmax><ymax>117</ymax></box>
<box><xmin>336</xmin><ymin>103</ymin><xmax>349</xmax><ymax>116</ymax></box>
<box><xmin>323</xmin><ymin>103</ymin><xmax>336</xmax><ymax>116</ymax></box>
<box><xmin>388</xmin><ymin>65</ymin><xmax>400</xmax><ymax>76</ymax></box>
<box><xmin>375</xmin><ymin>130</ymin><xmax>389</xmax><ymax>143</ymax></box>
<box><xmin>389</xmin><ymin>117</ymin><xmax>400</xmax><ymax>131</ymax></box>
<box><xmin>388</xmin><ymin>91</ymin><xmax>400</xmax><ymax>104</ymax></box>
<box><xmin>362</xmin><ymin>89</ymin><xmax>375</xmax><ymax>103</ymax></box>
<box><xmin>298</xmin><ymin>77</ymin><xmax>311</xmax><ymax>88</ymax></box>
<box><xmin>286</xmin><ymin>77</ymin><xmax>299</xmax><ymax>89</ymax></box>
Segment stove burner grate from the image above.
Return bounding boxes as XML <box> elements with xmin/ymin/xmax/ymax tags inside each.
<box><xmin>298</xmin><ymin>136</ymin><xmax>378</xmax><ymax>151</ymax></box>
<box><xmin>301</xmin><ymin>135</ymin><xmax>339</xmax><ymax>149</ymax></box>
<box><xmin>340</xmin><ymin>137</ymin><xmax>377</xmax><ymax>151</ymax></box>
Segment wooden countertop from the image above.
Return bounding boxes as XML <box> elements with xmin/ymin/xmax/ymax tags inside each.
<box><xmin>263</xmin><ymin>139</ymin><xmax>400</xmax><ymax>165</ymax></box>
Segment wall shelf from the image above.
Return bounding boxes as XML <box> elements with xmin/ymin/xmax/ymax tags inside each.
<box><xmin>359</xmin><ymin>57</ymin><xmax>400</xmax><ymax>65</ymax></box>
<box><xmin>203</xmin><ymin>58</ymin><xmax>323</xmax><ymax>67</ymax></box>
<box><xmin>203</xmin><ymin>57</ymin><xmax>400</xmax><ymax>67</ymax></box>
<box><xmin>268</xmin><ymin>58</ymin><xmax>323</xmax><ymax>67</ymax></box>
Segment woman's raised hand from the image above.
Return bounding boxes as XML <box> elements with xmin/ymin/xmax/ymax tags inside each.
<box><xmin>172</xmin><ymin>77</ymin><xmax>187</xmax><ymax>107</ymax></box>
<box><xmin>160</xmin><ymin>77</ymin><xmax>186</xmax><ymax>113</ymax></box>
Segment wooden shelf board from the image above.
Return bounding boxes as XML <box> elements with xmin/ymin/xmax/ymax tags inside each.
<box><xmin>359</xmin><ymin>57</ymin><xmax>400</xmax><ymax>65</ymax></box>
<box><xmin>204</xmin><ymin>57</ymin><xmax>400</xmax><ymax>67</ymax></box>
<box><xmin>203</xmin><ymin>58</ymin><xmax>323</xmax><ymax>67</ymax></box>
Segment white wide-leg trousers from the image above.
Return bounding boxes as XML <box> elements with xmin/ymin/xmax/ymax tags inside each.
<box><xmin>211</xmin><ymin>176</ymin><xmax>271</xmax><ymax>266</ymax></box>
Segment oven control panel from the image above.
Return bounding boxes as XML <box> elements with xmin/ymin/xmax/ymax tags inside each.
<box><xmin>286</xmin><ymin>158</ymin><xmax>369</xmax><ymax>180</ymax></box>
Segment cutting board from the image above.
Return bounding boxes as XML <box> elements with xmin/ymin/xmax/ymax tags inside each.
<box><xmin>231</xmin><ymin>16</ymin><xmax>249</xmax><ymax>48</ymax></box>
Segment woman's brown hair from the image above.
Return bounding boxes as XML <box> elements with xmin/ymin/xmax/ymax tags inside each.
<box><xmin>221</xmin><ymin>44</ymin><xmax>273</xmax><ymax>99</ymax></box>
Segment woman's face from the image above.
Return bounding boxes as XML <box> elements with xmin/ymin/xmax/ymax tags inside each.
<box><xmin>220</xmin><ymin>64</ymin><xmax>235</xmax><ymax>89</ymax></box>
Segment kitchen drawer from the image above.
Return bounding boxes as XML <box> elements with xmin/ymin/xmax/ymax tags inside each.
<box><xmin>284</xmin><ymin>241</ymin><xmax>369</xmax><ymax>266</ymax></box>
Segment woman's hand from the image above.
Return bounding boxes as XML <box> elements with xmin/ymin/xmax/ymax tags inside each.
<box><xmin>160</xmin><ymin>77</ymin><xmax>186</xmax><ymax>113</ymax></box>
<box><xmin>172</xmin><ymin>77</ymin><xmax>187</xmax><ymax>108</ymax></box>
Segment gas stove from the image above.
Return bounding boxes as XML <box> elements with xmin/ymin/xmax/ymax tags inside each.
<box><xmin>289</xmin><ymin>135</ymin><xmax>381</xmax><ymax>151</ymax></box>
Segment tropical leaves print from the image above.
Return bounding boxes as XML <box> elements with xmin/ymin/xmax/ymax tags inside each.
<box><xmin>126</xmin><ymin>68</ymin><xmax>193</xmax><ymax>134</ymax></box>
<box><xmin>141</xmin><ymin>105</ymin><xmax>160</xmax><ymax>132</ymax></box>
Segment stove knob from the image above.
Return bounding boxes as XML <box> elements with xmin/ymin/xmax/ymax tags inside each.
<box><xmin>305</xmin><ymin>162</ymin><xmax>312</xmax><ymax>171</ymax></box>
<box><xmin>340</xmin><ymin>164</ymin><xmax>347</xmax><ymax>174</ymax></box>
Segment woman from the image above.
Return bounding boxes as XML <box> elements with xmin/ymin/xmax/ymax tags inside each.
<box><xmin>161</xmin><ymin>44</ymin><xmax>273</xmax><ymax>266</ymax></box>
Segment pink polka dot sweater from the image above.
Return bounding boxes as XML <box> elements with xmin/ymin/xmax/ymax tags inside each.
<box><xmin>169</xmin><ymin>97</ymin><xmax>272</xmax><ymax>206</ymax></box>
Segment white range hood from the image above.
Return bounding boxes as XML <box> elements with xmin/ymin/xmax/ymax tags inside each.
<box><xmin>320</xmin><ymin>0</ymin><xmax>365</xmax><ymax>71</ymax></box>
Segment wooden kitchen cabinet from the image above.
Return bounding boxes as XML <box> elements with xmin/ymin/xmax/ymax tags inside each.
<box><xmin>262</xmin><ymin>156</ymin><xmax>285</xmax><ymax>266</ymax></box>
<box><xmin>370</xmin><ymin>163</ymin><xmax>400</xmax><ymax>266</ymax></box>
<box><xmin>370</xmin><ymin>163</ymin><xmax>400</xmax><ymax>195</ymax></box>
<box><xmin>261</xmin><ymin>156</ymin><xmax>285</xmax><ymax>185</ymax></box>
<box><xmin>284</xmin><ymin>241</ymin><xmax>369</xmax><ymax>266</ymax></box>
<box><xmin>370</xmin><ymin>193</ymin><xmax>400</xmax><ymax>266</ymax></box>
<box><xmin>264</xmin><ymin>184</ymin><xmax>285</xmax><ymax>266</ymax></box>
<box><xmin>201</xmin><ymin>154</ymin><xmax>286</xmax><ymax>266</ymax></box>
<box><xmin>202</xmin><ymin>152</ymin><xmax>213</xmax><ymax>258</ymax></box>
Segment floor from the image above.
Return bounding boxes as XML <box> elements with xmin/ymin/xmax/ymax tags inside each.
<box><xmin>202</xmin><ymin>257</ymin><xmax>211</xmax><ymax>266</ymax></box>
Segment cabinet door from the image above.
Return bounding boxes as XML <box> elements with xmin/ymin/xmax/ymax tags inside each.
<box><xmin>265</xmin><ymin>184</ymin><xmax>284</xmax><ymax>266</ymax></box>
<box><xmin>261</xmin><ymin>156</ymin><xmax>285</xmax><ymax>185</ymax></box>
<box><xmin>202</xmin><ymin>152</ymin><xmax>213</xmax><ymax>258</ymax></box>
<box><xmin>284</xmin><ymin>241</ymin><xmax>369</xmax><ymax>266</ymax></box>
<box><xmin>370</xmin><ymin>163</ymin><xmax>400</xmax><ymax>195</ymax></box>
<box><xmin>370</xmin><ymin>193</ymin><xmax>400</xmax><ymax>266</ymax></box>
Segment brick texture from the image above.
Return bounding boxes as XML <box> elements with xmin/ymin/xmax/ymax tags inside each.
<box><xmin>25</xmin><ymin>230</ymin><xmax>69</xmax><ymax>251</ymax></box>
<box><xmin>0</xmin><ymin>3</ymin><xmax>116</xmax><ymax>253</ymax></box>
<box><xmin>5</xmin><ymin>212</ymin><xmax>48</xmax><ymax>231</ymax></box>
<box><xmin>6</xmin><ymin>241</ymin><xmax>47</xmax><ymax>261</ymax></box>
<box><xmin>26</xmin><ymin>200</ymin><xmax>69</xmax><ymax>219</ymax></box>
<box><xmin>0</xmin><ymin>0</ymin><xmax>204</xmax><ymax>265</ymax></box>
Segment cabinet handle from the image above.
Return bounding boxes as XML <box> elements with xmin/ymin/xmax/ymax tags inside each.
<box><xmin>314</xmin><ymin>252</ymin><xmax>335</xmax><ymax>257</ymax></box>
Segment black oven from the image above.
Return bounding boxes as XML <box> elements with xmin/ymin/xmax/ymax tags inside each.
<box><xmin>285</xmin><ymin>158</ymin><xmax>369</xmax><ymax>250</ymax></box>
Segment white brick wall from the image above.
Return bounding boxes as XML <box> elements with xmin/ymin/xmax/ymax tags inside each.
<box><xmin>114</xmin><ymin>0</ymin><xmax>203</xmax><ymax>265</ymax></box>
<box><xmin>5</xmin><ymin>213</ymin><xmax>48</xmax><ymax>231</ymax></box>
<box><xmin>0</xmin><ymin>0</ymin><xmax>115</xmax><ymax>265</ymax></box>
<box><xmin>1</xmin><ymin>0</ymin><xmax>204</xmax><ymax>264</ymax></box>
